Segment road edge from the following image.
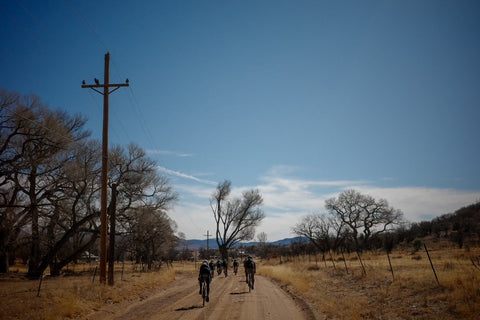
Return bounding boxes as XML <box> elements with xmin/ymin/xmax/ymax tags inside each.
<box><xmin>263</xmin><ymin>276</ymin><xmax>317</xmax><ymax>320</ymax></box>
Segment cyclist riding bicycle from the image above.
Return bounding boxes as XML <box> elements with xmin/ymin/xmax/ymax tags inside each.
<box><xmin>233</xmin><ymin>259</ymin><xmax>239</xmax><ymax>275</ymax></box>
<box><xmin>244</xmin><ymin>256</ymin><xmax>256</xmax><ymax>290</ymax></box>
<box><xmin>223</xmin><ymin>258</ymin><xmax>228</xmax><ymax>276</ymax></box>
<box><xmin>216</xmin><ymin>259</ymin><xmax>223</xmax><ymax>275</ymax></box>
<box><xmin>198</xmin><ymin>260</ymin><xmax>212</xmax><ymax>302</ymax></box>
<box><xmin>209</xmin><ymin>260</ymin><xmax>215</xmax><ymax>278</ymax></box>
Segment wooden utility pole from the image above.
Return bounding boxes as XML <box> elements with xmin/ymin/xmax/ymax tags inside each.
<box><xmin>82</xmin><ymin>52</ymin><xmax>129</xmax><ymax>284</ymax></box>
<box><xmin>204</xmin><ymin>231</ymin><xmax>210</xmax><ymax>257</ymax></box>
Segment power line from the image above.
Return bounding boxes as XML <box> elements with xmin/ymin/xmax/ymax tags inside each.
<box><xmin>0</xmin><ymin>4</ymin><xmax>52</xmax><ymax>57</ymax></box>
<box><xmin>1</xmin><ymin>104</ymin><xmax>79</xmax><ymax>147</ymax></box>
<box><xmin>81</xmin><ymin>52</ymin><xmax>129</xmax><ymax>285</ymax></box>
<box><xmin>86</xmin><ymin>89</ymin><xmax>127</xmax><ymax>144</ymax></box>
<box><xmin>63</xmin><ymin>0</ymin><xmax>109</xmax><ymax>51</ymax></box>
<box><xmin>4</xmin><ymin>0</ymin><xmax>195</xmax><ymax>184</ymax></box>
<box><xmin>65</xmin><ymin>0</ymin><xmax>161</xmax><ymax>153</ymax></box>
<box><xmin>2</xmin><ymin>1</ymin><xmax>137</xmax><ymax>149</ymax></box>
<box><xmin>109</xmin><ymin>58</ymin><xmax>159</xmax><ymax>151</ymax></box>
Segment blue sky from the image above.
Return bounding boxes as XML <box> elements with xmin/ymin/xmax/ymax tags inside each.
<box><xmin>1</xmin><ymin>1</ymin><xmax>479</xmax><ymax>241</ymax></box>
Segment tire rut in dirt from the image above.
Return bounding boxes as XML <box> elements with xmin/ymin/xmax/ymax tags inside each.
<box><xmin>113</xmin><ymin>276</ymin><xmax>196</xmax><ymax>320</ymax></box>
<box><xmin>195</xmin><ymin>276</ymin><xmax>244</xmax><ymax>320</ymax></box>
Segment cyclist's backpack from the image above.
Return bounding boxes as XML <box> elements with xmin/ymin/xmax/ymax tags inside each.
<box><xmin>245</xmin><ymin>259</ymin><xmax>254</xmax><ymax>269</ymax></box>
<box><xmin>200</xmin><ymin>264</ymin><xmax>210</xmax><ymax>275</ymax></box>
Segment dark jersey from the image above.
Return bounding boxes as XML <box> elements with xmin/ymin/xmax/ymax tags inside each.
<box><xmin>199</xmin><ymin>264</ymin><xmax>211</xmax><ymax>277</ymax></box>
<box><xmin>244</xmin><ymin>259</ymin><xmax>255</xmax><ymax>269</ymax></box>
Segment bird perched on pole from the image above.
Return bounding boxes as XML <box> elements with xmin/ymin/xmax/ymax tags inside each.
<box><xmin>94</xmin><ymin>78</ymin><xmax>100</xmax><ymax>85</ymax></box>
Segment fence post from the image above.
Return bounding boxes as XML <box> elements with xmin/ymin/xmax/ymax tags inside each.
<box><xmin>36</xmin><ymin>271</ymin><xmax>44</xmax><ymax>297</ymax></box>
<box><xmin>328</xmin><ymin>250</ymin><xmax>336</xmax><ymax>270</ymax></box>
<box><xmin>387</xmin><ymin>251</ymin><xmax>394</xmax><ymax>281</ymax></box>
<box><xmin>341</xmin><ymin>250</ymin><xmax>349</xmax><ymax>274</ymax></box>
<box><xmin>356</xmin><ymin>251</ymin><xmax>366</xmax><ymax>275</ymax></box>
<box><xmin>424</xmin><ymin>244</ymin><xmax>440</xmax><ymax>286</ymax></box>
<box><xmin>92</xmin><ymin>266</ymin><xmax>98</xmax><ymax>283</ymax></box>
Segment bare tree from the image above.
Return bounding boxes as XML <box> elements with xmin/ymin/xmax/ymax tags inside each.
<box><xmin>129</xmin><ymin>206</ymin><xmax>177</xmax><ymax>269</ymax></box>
<box><xmin>1</xmin><ymin>90</ymin><xmax>35</xmax><ymax>272</ymax></box>
<box><xmin>109</xmin><ymin>143</ymin><xmax>177</xmax><ymax>216</ymax></box>
<box><xmin>257</xmin><ymin>232</ymin><xmax>267</xmax><ymax>244</ymax></box>
<box><xmin>1</xmin><ymin>90</ymin><xmax>179</xmax><ymax>277</ymax></box>
<box><xmin>210</xmin><ymin>180</ymin><xmax>264</xmax><ymax>261</ymax></box>
<box><xmin>325</xmin><ymin>189</ymin><xmax>403</xmax><ymax>251</ymax></box>
<box><xmin>293</xmin><ymin>214</ymin><xmax>330</xmax><ymax>252</ymax></box>
<box><xmin>41</xmin><ymin>140</ymin><xmax>102</xmax><ymax>276</ymax></box>
<box><xmin>0</xmin><ymin>91</ymin><xmax>89</xmax><ymax>277</ymax></box>
<box><xmin>108</xmin><ymin>143</ymin><xmax>178</xmax><ymax>264</ymax></box>
<box><xmin>256</xmin><ymin>231</ymin><xmax>268</xmax><ymax>258</ymax></box>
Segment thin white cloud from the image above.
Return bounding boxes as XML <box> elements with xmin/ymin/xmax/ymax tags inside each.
<box><xmin>175</xmin><ymin>183</ymin><xmax>217</xmax><ymax>199</ymax></box>
<box><xmin>265</xmin><ymin>165</ymin><xmax>303</xmax><ymax>177</ymax></box>
<box><xmin>169</xmin><ymin>202</ymin><xmax>217</xmax><ymax>240</ymax></box>
<box><xmin>350</xmin><ymin>185</ymin><xmax>480</xmax><ymax>222</ymax></box>
<box><xmin>258</xmin><ymin>174</ymin><xmax>368</xmax><ymax>212</ymax></box>
<box><xmin>256</xmin><ymin>213</ymin><xmax>300</xmax><ymax>241</ymax></box>
<box><xmin>157</xmin><ymin>166</ymin><xmax>217</xmax><ymax>185</ymax></box>
<box><xmin>164</xmin><ymin>165</ymin><xmax>480</xmax><ymax>242</ymax></box>
<box><xmin>147</xmin><ymin>149</ymin><xmax>193</xmax><ymax>157</ymax></box>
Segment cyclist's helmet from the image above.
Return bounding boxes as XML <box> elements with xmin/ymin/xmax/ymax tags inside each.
<box><xmin>203</xmin><ymin>260</ymin><xmax>208</xmax><ymax>265</ymax></box>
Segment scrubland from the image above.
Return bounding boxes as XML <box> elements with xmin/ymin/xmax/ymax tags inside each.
<box><xmin>1</xmin><ymin>245</ymin><xmax>479</xmax><ymax>320</ymax></box>
<box><xmin>0</xmin><ymin>262</ymin><xmax>178</xmax><ymax>320</ymax></box>
<box><xmin>258</xmin><ymin>245</ymin><xmax>480</xmax><ymax>319</ymax></box>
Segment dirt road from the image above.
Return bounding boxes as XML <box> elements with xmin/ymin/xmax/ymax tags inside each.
<box><xmin>84</xmin><ymin>272</ymin><xmax>313</xmax><ymax>320</ymax></box>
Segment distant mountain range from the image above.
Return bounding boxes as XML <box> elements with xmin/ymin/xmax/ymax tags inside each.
<box><xmin>176</xmin><ymin>236</ymin><xmax>308</xmax><ymax>251</ymax></box>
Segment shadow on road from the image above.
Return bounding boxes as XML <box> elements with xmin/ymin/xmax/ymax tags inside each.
<box><xmin>175</xmin><ymin>305</ymin><xmax>203</xmax><ymax>311</ymax></box>
<box><xmin>230</xmin><ymin>291</ymin><xmax>249</xmax><ymax>295</ymax></box>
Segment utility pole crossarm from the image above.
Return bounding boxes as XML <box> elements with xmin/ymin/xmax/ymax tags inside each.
<box><xmin>82</xmin><ymin>83</ymin><xmax>129</xmax><ymax>94</ymax></box>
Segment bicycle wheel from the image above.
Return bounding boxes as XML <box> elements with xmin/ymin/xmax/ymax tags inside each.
<box><xmin>248</xmin><ymin>273</ymin><xmax>252</xmax><ymax>293</ymax></box>
<box><xmin>202</xmin><ymin>281</ymin><xmax>206</xmax><ymax>307</ymax></box>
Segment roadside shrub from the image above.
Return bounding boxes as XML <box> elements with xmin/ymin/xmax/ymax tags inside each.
<box><xmin>413</xmin><ymin>239</ymin><xmax>423</xmax><ymax>253</ymax></box>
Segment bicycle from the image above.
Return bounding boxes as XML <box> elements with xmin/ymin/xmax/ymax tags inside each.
<box><xmin>201</xmin><ymin>278</ymin><xmax>208</xmax><ymax>307</ymax></box>
<box><xmin>246</xmin><ymin>272</ymin><xmax>253</xmax><ymax>293</ymax></box>
<box><xmin>233</xmin><ymin>264</ymin><xmax>238</xmax><ymax>275</ymax></box>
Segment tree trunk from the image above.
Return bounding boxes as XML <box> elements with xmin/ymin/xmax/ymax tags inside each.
<box><xmin>49</xmin><ymin>234</ymin><xmax>98</xmax><ymax>276</ymax></box>
<box><xmin>0</xmin><ymin>252</ymin><xmax>8</xmax><ymax>273</ymax></box>
<box><xmin>0</xmin><ymin>229</ymin><xmax>9</xmax><ymax>273</ymax></box>
<box><xmin>35</xmin><ymin>213</ymin><xmax>98</xmax><ymax>277</ymax></box>
<box><xmin>27</xmin><ymin>168</ymin><xmax>42</xmax><ymax>279</ymax></box>
<box><xmin>219</xmin><ymin>245</ymin><xmax>228</xmax><ymax>267</ymax></box>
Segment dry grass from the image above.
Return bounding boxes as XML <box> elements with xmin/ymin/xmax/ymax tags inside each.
<box><xmin>258</xmin><ymin>246</ymin><xmax>480</xmax><ymax>320</ymax></box>
<box><xmin>2</xmin><ymin>248</ymin><xmax>479</xmax><ymax>319</ymax></box>
<box><xmin>0</xmin><ymin>261</ymin><xmax>177</xmax><ymax>320</ymax></box>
